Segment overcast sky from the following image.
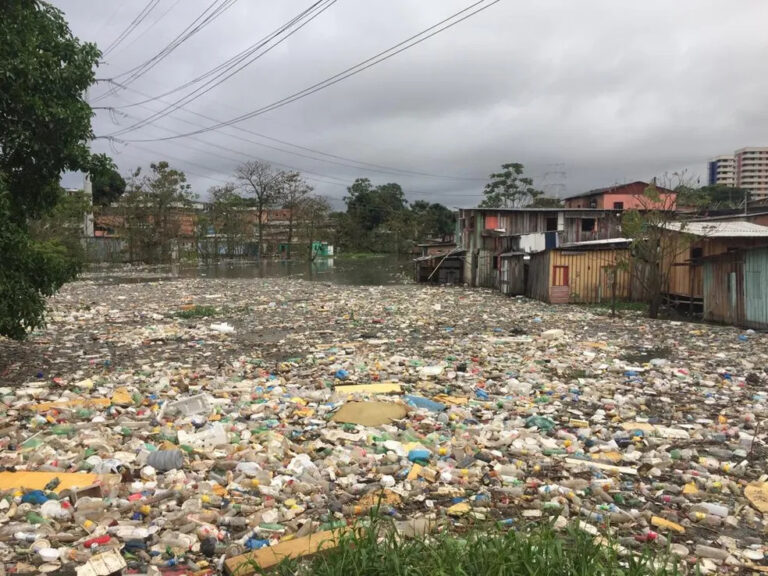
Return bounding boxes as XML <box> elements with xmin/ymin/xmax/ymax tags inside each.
<box><xmin>53</xmin><ymin>0</ymin><xmax>768</xmax><ymax>208</ymax></box>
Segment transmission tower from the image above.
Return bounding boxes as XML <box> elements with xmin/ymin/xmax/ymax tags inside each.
<box><xmin>541</xmin><ymin>163</ymin><xmax>567</xmax><ymax>198</ymax></box>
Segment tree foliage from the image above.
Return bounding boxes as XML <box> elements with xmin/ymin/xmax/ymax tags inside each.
<box><xmin>236</xmin><ymin>160</ymin><xmax>286</xmax><ymax>257</ymax></box>
<box><xmin>90</xmin><ymin>153</ymin><xmax>126</xmax><ymax>206</ymax></box>
<box><xmin>282</xmin><ymin>172</ymin><xmax>313</xmax><ymax>259</ymax></box>
<box><xmin>0</xmin><ymin>1</ymin><xmax>99</xmax><ymax>338</ymax></box>
<box><xmin>676</xmin><ymin>184</ymin><xmax>749</xmax><ymax>210</ymax></box>
<box><xmin>528</xmin><ymin>196</ymin><xmax>564</xmax><ymax>208</ymax></box>
<box><xmin>411</xmin><ymin>201</ymin><xmax>456</xmax><ymax>240</ymax></box>
<box><xmin>479</xmin><ymin>163</ymin><xmax>542</xmax><ymax>208</ymax></box>
<box><xmin>120</xmin><ymin>162</ymin><xmax>195</xmax><ymax>263</ymax></box>
<box><xmin>622</xmin><ymin>179</ymin><xmax>690</xmax><ymax>319</ymax></box>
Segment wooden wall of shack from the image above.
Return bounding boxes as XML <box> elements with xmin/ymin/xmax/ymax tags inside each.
<box><xmin>666</xmin><ymin>236</ymin><xmax>768</xmax><ymax>300</ymax></box>
<box><xmin>526</xmin><ymin>252</ymin><xmax>551</xmax><ymax>302</ymax></box>
<box><xmin>526</xmin><ymin>248</ymin><xmax>636</xmax><ymax>304</ymax></box>
<box><xmin>703</xmin><ymin>247</ymin><xmax>768</xmax><ymax>329</ymax></box>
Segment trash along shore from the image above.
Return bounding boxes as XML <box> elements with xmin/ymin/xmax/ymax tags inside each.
<box><xmin>0</xmin><ymin>274</ymin><xmax>767</xmax><ymax>575</ymax></box>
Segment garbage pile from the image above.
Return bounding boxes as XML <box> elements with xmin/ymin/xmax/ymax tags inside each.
<box><xmin>0</xmin><ymin>275</ymin><xmax>767</xmax><ymax>574</ymax></box>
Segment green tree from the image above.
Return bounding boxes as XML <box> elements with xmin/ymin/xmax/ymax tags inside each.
<box><xmin>210</xmin><ymin>184</ymin><xmax>249</xmax><ymax>258</ymax></box>
<box><xmin>120</xmin><ymin>162</ymin><xmax>195</xmax><ymax>263</ymax></box>
<box><xmin>528</xmin><ymin>196</ymin><xmax>564</xmax><ymax>208</ymax></box>
<box><xmin>281</xmin><ymin>172</ymin><xmax>313</xmax><ymax>259</ymax></box>
<box><xmin>479</xmin><ymin>163</ymin><xmax>541</xmax><ymax>208</ymax></box>
<box><xmin>344</xmin><ymin>178</ymin><xmax>408</xmax><ymax>251</ymax></box>
<box><xmin>622</xmin><ymin>179</ymin><xmax>689</xmax><ymax>319</ymax></box>
<box><xmin>89</xmin><ymin>153</ymin><xmax>126</xmax><ymax>206</ymax></box>
<box><xmin>411</xmin><ymin>201</ymin><xmax>456</xmax><ymax>241</ymax></box>
<box><xmin>297</xmin><ymin>195</ymin><xmax>331</xmax><ymax>260</ymax></box>
<box><xmin>236</xmin><ymin>160</ymin><xmax>285</xmax><ymax>258</ymax></box>
<box><xmin>677</xmin><ymin>184</ymin><xmax>749</xmax><ymax>210</ymax></box>
<box><xmin>0</xmin><ymin>0</ymin><xmax>99</xmax><ymax>338</ymax></box>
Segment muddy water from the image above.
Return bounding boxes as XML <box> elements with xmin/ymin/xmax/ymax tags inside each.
<box><xmin>84</xmin><ymin>255</ymin><xmax>414</xmax><ymax>286</ymax></box>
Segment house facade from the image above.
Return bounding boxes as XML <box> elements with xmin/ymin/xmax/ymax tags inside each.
<box><xmin>564</xmin><ymin>181</ymin><xmax>676</xmax><ymax>211</ymax></box>
<box><xmin>457</xmin><ymin>207</ymin><xmax>623</xmax><ymax>288</ymax></box>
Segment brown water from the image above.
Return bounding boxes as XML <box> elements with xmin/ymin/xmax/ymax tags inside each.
<box><xmin>84</xmin><ymin>256</ymin><xmax>414</xmax><ymax>286</ymax></box>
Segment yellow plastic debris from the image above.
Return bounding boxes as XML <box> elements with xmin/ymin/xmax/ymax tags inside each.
<box><xmin>651</xmin><ymin>516</ymin><xmax>685</xmax><ymax>533</ymax></box>
<box><xmin>446</xmin><ymin>501</ymin><xmax>471</xmax><ymax>516</ymax></box>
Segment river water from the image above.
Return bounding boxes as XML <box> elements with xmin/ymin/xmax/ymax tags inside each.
<box><xmin>85</xmin><ymin>256</ymin><xmax>414</xmax><ymax>286</ymax></box>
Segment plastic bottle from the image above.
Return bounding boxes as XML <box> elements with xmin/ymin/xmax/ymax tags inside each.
<box><xmin>691</xmin><ymin>502</ymin><xmax>729</xmax><ymax>517</ymax></box>
<box><xmin>687</xmin><ymin>511</ymin><xmax>723</xmax><ymax>526</ymax></box>
<box><xmin>147</xmin><ymin>450</ymin><xmax>184</xmax><ymax>472</ymax></box>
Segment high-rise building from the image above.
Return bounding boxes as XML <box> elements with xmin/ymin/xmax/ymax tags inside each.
<box><xmin>708</xmin><ymin>154</ymin><xmax>735</xmax><ymax>187</ymax></box>
<box><xmin>708</xmin><ymin>148</ymin><xmax>768</xmax><ymax>199</ymax></box>
<box><xmin>735</xmin><ymin>147</ymin><xmax>768</xmax><ymax>199</ymax></box>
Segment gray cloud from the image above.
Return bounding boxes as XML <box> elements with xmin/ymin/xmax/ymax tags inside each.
<box><xmin>55</xmin><ymin>0</ymin><xmax>768</xmax><ymax>207</ymax></box>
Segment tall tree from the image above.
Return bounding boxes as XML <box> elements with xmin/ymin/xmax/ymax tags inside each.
<box><xmin>89</xmin><ymin>153</ymin><xmax>126</xmax><ymax>206</ymax></box>
<box><xmin>281</xmin><ymin>172</ymin><xmax>313</xmax><ymax>259</ymax></box>
<box><xmin>208</xmin><ymin>184</ymin><xmax>249</xmax><ymax>259</ymax></box>
<box><xmin>297</xmin><ymin>195</ymin><xmax>331</xmax><ymax>260</ymax></box>
<box><xmin>479</xmin><ymin>163</ymin><xmax>541</xmax><ymax>208</ymax></box>
<box><xmin>0</xmin><ymin>0</ymin><xmax>99</xmax><ymax>338</ymax></box>
<box><xmin>411</xmin><ymin>201</ymin><xmax>456</xmax><ymax>241</ymax></box>
<box><xmin>236</xmin><ymin>160</ymin><xmax>285</xmax><ymax>258</ymax></box>
<box><xmin>622</xmin><ymin>178</ymin><xmax>691</xmax><ymax>319</ymax></box>
<box><xmin>120</xmin><ymin>162</ymin><xmax>195</xmax><ymax>263</ymax></box>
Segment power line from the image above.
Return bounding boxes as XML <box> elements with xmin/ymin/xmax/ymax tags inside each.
<box><xmin>110</xmin><ymin>109</ymin><xmax>353</xmax><ymax>189</ymax></box>
<box><xmin>111</xmin><ymin>0</ymin><xmax>501</xmax><ymax>140</ymax></box>
<box><xmin>113</xmin><ymin>0</ymin><xmax>331</xmax><ymax>110</ymax></box>
<box><xmin>108</xmin><ymin>0</ymin><xmax>336</xmax><ymax>135</ymax></box>
<box><xmin>108</xmin><ymin>0</ymin><xmax>185</xmax><ymax>59</ymax></box>
<box><xmin>102</xmin><ymin>85</ymin><xmax>486</xmax><ymax>182</ymax></box>
<box><xmin>101</xmin><ymin>0</ymin><xmax>161</xmax><ymax>57</ymax></box>
<box><xmin>94</xmin><ymin>0</ymin><xmax>239</xmax><ymax>102</ymax></box>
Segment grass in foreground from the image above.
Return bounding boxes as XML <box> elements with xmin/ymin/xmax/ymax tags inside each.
<box><xmin>254</xmin><ymin>521</ymin><xmax>682</xmax><ymax>576</ymax></box>
<box><xmin>174</xmin><ymin>305</ymin><xmax>218</xmax><ymax>319</ymax></box>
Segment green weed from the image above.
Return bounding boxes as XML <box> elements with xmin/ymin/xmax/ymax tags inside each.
<box><xmin>174</xmin><ymin>305</ymin><xmax>217</xmax><ymax>319</ymax></box>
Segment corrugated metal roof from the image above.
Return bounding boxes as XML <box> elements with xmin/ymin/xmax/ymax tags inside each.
<box><xmin>665</xmin><ymin>221</ymin><xmax>768</xmax><ymax>237</ymax></box>
<box><xmin>560</xmin><ymin>237</ymin><xmax>632</xmax><ymax>248</ymax></box>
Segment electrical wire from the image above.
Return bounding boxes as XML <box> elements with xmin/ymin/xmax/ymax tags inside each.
<box><xmin>94</xmin><ymin>0</ymin><xmax>239</xmax><ymax>102</ymax></box>
<box><xmin>101</xmin><ymin>85</ymin><xmax>485</xmax><ymax>182</ymax></box>
<box><xmin>107</xmin><ymin>0</ymin><xmax>185</xmax><ymax>59</ymax></box>
<box><xmin>101</xmin><ymin>0</ymin><xmax>161</xmax><ymax>57</ymax></box>
<box><xmin>113</xmin><ymin>0</ymin><xmax>331</xmax><ymax>109</ymax></box>
<box><xmin>115</xmin><ymin>0</ymin><xmax>501</xmax><ymax>141</ymax></box>
<box><xmin>108</xmin><ymin>0</ymin><xmax>336</xmax><ymax>135</ymax></box>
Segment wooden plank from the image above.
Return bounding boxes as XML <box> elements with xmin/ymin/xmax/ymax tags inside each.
<box><xmin>0</xmin><ymin>471</ymin><xmax>120</xmax><ymax>494</ymax></box>
<box><xmin>334</xmin><ymin>383</ymin><xmax>402</xmax><ymax>395</ymax></box>
<box><xmin>33</xmin><ymin>397</ymin><xmax>111</xmax><ymax>412</ymax></box>
<box><xmin>224</xmin><ymin>530</ymin><xmax>344</xmax><ymax>575</ymax></box>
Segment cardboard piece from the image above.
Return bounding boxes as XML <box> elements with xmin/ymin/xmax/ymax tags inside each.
<box><xmin>745</xmin><ymin>482</ymin><xmax>768</xmax><ymax>513</ymax></box>
<box><xmin>33</xmin><ymin>398</ymin><xmax>111</xmax><ymax>412</ymax></box>
<box><xmin>358</xmin><ymin>489</ymin><xmax>401</xmax><ymax>509</ymax></box>
<box><xmin>431</xmin><ymin>394</ymin><xmax>468</xmax><ymax>406</ymax></box>
<box><xmin>0</xmin><ymin>471</ymin><xmax>119</xmax><ymax>494</ymax></box>
<box><xmin>330</xmin><ymin>401</ymin><xmax>407</xmax><ymax>427</ymax></box>
<box><xmin>224</xmin><ymin>530</ymin><xmax>344</xmax><ymax>575</ymax></box>
<box><xmin>76</xmin><ymin>549</ymin><xmax>127</xmax><ymax>576</ymax></box>
<box><xmin>334</xmin><ymin>383</ymin><xmax>402</xmax><ymax>395</ymax></box>
<box><xmin>620</xmin><ymin>421</ymin><xmax>655</xmax><ymax>432</ymax></box>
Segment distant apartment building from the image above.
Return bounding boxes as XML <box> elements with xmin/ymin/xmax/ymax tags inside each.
<box><xmin>735</xmin><ymin>147</ymin><xmax>768</xmax><ymax>198</ymax></box>
<box><xmin>707</xmin><ymin>155</ymin><xmax>736</xmax><ymax>187</ymax></box>
<box><xmin>708</xmin><ymin>147</ymin><xmax>768</xmax><ymax>199</ymax></box>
